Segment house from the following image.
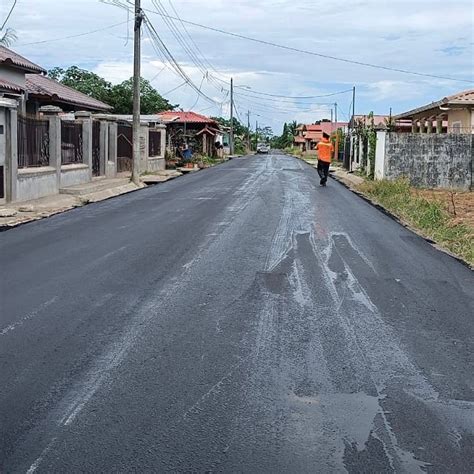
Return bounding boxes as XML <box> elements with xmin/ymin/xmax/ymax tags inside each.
<box><xmin>394</xmin><ymin>89</ymin><xmax>474</xmax><ymax>134</ymax></box>
<box><xmin>0</xmin><ymin>45</ymin><xmax>45</xmax><ymax>112</ymax></box>
<box><xmin>293</xmin><ymin>124</ymin><xmax>322</xmax><ymax>151</ymax></box>
<box><xmin>0</xmin><ymin>46</ymin><xmax>111</xmax><ymax>115</ymax></box>
<box><xmin>293</xmin><ymin>122</ymin><xmax>348</xmax><ymax>152</ymax></box>
<box><xmin>158</xmin><ymin>111</ymin><xmax>221</xmax><ymax>157</ymax></box>
<box><xmin>25</xmin><ymin>74</ymin><xmax>112</xmax><ymax>115</ymax></box>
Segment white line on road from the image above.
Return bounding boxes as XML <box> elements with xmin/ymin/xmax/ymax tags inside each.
<box><xmin>0</xmin><ymin>296</ymin><xmax>59</xmax><ymax>336</ymax></box>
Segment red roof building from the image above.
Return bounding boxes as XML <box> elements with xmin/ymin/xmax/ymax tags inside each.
<box><xmin>157</xmin><ymin>111</ymin><xmax>218</xmax><ymax>125</ymax></box>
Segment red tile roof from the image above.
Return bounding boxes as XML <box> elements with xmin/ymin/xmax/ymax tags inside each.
<box><xmin>320</xmin><ymin>122</ymin><xmax>348</xmax><ymax>135</ymax></box>
<box><xmin>25</xmin><ymin>74</ymin><xmax>112</xmax><ymax>111</ymax></box>
<box><xmin>0</xmin><ymin>46</ymin><xmax>45</xmax><ymax>73</ymax></box>
<box><xmin>447</xmin><ymin>89</ymin><xmax>474</xmax><ymax>104</ymax></box>
<box><xmin>294</xmin><ymin>136</ymin><xmax>306</xmax><ymax>143</ymax></box>
<box><xmin>305</xmin><ymin>131</ymin><xmax>323</xmax><ymax>140</ymax></box>
<box><xmin>305</xmin><ymin>124</ymin><xmax>322</xmax><ymax>132</ymax></box>
<box><xmin>158</xmin><ymin>111</ymin><xmax>217</xmax><ymax>124</ymax></box>
<box><xmin>0</xmin><ymin>77</ymin><xmax>24</xmax><ymax>93</ymax></box>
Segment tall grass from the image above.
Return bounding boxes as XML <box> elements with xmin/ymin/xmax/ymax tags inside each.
<box><xmin>358</xmin><ymin>179</ymin><xmax>473</xmax><ymax>266</ymax></box>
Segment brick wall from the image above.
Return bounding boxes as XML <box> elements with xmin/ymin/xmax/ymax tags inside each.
<box><xmin>384</xmin><ymin>133</ymin><xmax>473</xmax><ymax>190</ymax></box>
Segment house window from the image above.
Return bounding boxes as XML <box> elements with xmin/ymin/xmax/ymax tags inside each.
<box><xmin>452</xmin><ymin>121</ymin><xmax>462</xmax><ymax>134</ymax></box>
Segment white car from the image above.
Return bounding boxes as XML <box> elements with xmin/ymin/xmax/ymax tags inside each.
<box><xmin>257</xmin><ymin>143</ymin><xmax>270</xmax><ymax>154</ymax></box>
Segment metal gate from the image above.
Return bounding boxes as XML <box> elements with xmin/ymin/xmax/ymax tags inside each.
<box><xmin>117</xmin><ymin>123</ymin><xmax>133</xmax><ymax>172</ymax></box>
<box><xmin>92</xmin><ymin>121</ymin><xmax>101</xmax><ymax>176</ymax></box>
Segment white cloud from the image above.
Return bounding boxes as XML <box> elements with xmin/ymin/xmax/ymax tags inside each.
<box><xmin>5</xmin><ymin>0</ymin><xmax>473</xmax><ymax>132</ymax></box>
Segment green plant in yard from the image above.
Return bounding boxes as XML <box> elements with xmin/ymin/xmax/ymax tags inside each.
<box><xmin>358</xmin><ymin>179</ymin><xmax>474</xmax><ymax>265</ymax></box>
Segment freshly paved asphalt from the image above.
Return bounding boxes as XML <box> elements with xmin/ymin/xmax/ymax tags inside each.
<box><xmin>1</xmin><ymin>154</ymin><xmax>473</xmax><ymax>473</ymax></box>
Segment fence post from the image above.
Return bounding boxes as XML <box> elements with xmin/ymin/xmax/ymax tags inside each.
<box><xmin>139</xmin><ymin>123</ymin><xmax>149</xmax><ymax>173</ymax></box>
<box><xmin>374</xmin><ymin>130</ymin><xmax>387</xmax><ymax>180</ymax></box>
<box><xmin>40</xmin><ymin>106</ymin><xmax>62</xmax><ymax>191</ymax></box>
<box><xmin>6</xmin><ymin>105</ymin><xmax>18</xmax><ymax>202</ymax></box>
<box><xmin>76</xmin><ymin>111</ymin><xmax>93</xmax><ymax>180</ymax></box>
<box><xmin>158</xmin><ymin>124</ymin><xmax>166</xmax><ymax>159</ymax></box>
<box><xmin>107</xmin><ymin>121</ymin><xmax>118</xmax><ymax>178</ymax></box>
<box><xmin>99</xmin><ymin>121</ymin><xmax>109</xmax><ymax>177</ymax></box>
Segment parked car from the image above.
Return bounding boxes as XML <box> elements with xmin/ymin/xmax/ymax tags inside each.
<box><xmin>257</xmin><ymin>143</ymin><xmax>270</xmax><ymax>154</ymax></box>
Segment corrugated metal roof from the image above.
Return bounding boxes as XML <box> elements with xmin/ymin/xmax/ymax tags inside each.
<box><xmin>158</xmin><ymin>111</ymin><xmax>217</xmax><ymax>124</ymax></box>
<box><xmin>0</xmin><ymin>46</ymin><xmax>45</xmax><ymax>73</ymax></box>
<box><xmin>0</xmin><ymin>77</ymin><xmax>24</xmax><ymax>93</ymax></box>
<box><xmin>26</xmin><ymin>74</ymin><xmax>112</xmax><ymax>111</ymax></box>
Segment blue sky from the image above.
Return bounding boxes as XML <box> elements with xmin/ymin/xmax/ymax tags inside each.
<box><xmin>5</xmin><ymin>0</ymin><xmax>474</xmax><ymax>134</ymax></box>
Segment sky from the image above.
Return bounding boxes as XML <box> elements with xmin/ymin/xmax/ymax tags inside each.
<box><xmin>4</xmin><ymin>0</ymin><xmax>474</xmax><ymax>134</ymax></box>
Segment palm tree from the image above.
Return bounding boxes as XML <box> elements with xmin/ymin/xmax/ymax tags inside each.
<box><xmin>0</xmin><ymin>28</ymin><xmax>17</xmax><ymax>46</ymax></box>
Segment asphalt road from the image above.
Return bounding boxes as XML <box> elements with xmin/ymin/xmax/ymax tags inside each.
<box><xmin>1</xmin><ymin>154</ymin><xmax>473</xmax><ymax>473</ymax></box>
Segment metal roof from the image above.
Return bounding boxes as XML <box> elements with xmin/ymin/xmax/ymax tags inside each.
<box><xmin>394</xmin><ymin>89</ymin><xmax>474</xmax><ymax>119</ymax></box>
<box><xmin>0</xmin><ymin>46</ymin><xmax>46</xmax><ymax>74</ymax></box>
<box><xmin>26</xmin><ymin>74</ymin><xmax>112</xmax><ymax>111</ymax></box>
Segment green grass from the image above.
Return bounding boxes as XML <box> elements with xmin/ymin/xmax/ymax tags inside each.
<box><xmin>358</xmin><ymin>179</ymin><xmax>474</xmax><ymax>266</ymax></box>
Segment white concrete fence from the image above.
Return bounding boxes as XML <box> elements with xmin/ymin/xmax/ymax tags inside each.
<box><xmin>0</xmin><ymin>103</ymin><xmax>167</xmax><ymax>204</ymax></box>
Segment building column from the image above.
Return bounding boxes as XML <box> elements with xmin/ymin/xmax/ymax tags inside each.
<box><xmin>426</xmin><ymin>118</ymin><xmax>433</xmax><ymax>134</ymax></box>
<box><xmin>436</xmin><ymin>117</ymin><xmax>443</xmax><ymax>134</ymax></box>
<box><xmin>411</xmin><ymin>121</ymin><xmax>417</xmax><ymax>133</ymax></box>
<box><xmin>419</xmin><ymin>118</ymin><xmax>426</xmax><ymax>134</ymax></box>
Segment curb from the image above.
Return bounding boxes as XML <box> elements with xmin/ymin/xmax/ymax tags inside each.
<box><xmin>330</xmin><ymin>172</ymin><xmax>473</xmax><ymax>271</ymax></box>
<box><xmin>0</xmin><ymin>183</ymin><xmax>146</xmax><ymax>233</ymax></box>
<box><xmin>0</xmin><ymin>156</ymin><xmax>241</xmax><ymax>233</ymax></box>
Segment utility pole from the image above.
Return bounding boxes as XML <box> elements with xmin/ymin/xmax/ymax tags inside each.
<box><xmin>247</xmin><ymin>110</ymin><xmax>251</xmax><ymax>152</ymax></box>
<box><xmin>132</xmin><ymin>0</ymin><xmax>143</xmax><ymax>185</ymax></box>
<box><xmin>229</xmin><ymin>77</ymin><xmax>234</xmax><ymax>155</ymax></box>
<box><xmin>349</xmin><ymin>85</ymin><xmax>356</xmax><ymax>172</ymax></box>
<box><xmin>255</xmin><ymin>120</ymin><xmax>258</xmax><ymax>150</ymax></box>
<box><xmin>330</xmin><ymin>108</ymin><xmax>333</xmax><ymax>123</ymax></box>
<box><xmin>334</xmin><ymin>102</ymin><xmax>339</xmax><ymax>162</ymax></box>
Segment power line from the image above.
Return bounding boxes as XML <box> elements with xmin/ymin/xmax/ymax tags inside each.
<box><xmin>17</xmin><ymin>20</ymin><xmax>130</xmax><ymax>46</ymax></box>
<box><xmin>143</xmin><ymin>8</ymin><xmax>474</xmax><ymax>84</ymax></box>
<box><xmin>163</xmin><ymin>80</ymin><xmax>187</xmax><ymax>95</ymax></box>
<box><xmin>0</xmin><ymin>0</ymin><xmax>18</xmax><ymax>31</ymax></box>
<box><xmin>143</xmin><ymin>15</ymin><xmax>223</xmax><ymax>106</ymax></box>
<box><xmin>212</xmin><ymin>76</ymin><xmax>353</xmax><ymax>99</ymax></box>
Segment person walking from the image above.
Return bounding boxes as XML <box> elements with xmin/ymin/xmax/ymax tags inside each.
<box><xmin>316</xmin><ymin>132</ymin><xmax>334</xmax><ymax>186</ymax></box>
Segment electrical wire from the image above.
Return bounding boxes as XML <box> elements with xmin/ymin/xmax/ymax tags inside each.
<box><xmin>143</xmin><ymin>8</ymin><xmax>474</xmax><ymax>84</ymax></box>
<box><xmin>144</xmin><ymin>15</ymin><xmax>223</xmax><ymax>106</ymax></box>
<box><xmin>0</xmin><ymin>0</ymin><xmax>18</xmax><ymax>31</ymax></box>
<box><xmin>17</xmin><ymin>20</ymin><xmax>130</xmax><ymax>46</ymax></box>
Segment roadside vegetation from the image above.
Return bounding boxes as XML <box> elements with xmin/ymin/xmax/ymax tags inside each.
<box><xmin>358</xmin><ymin>178</ymin><xmax>474</xmax><ymax>266</ymax></box>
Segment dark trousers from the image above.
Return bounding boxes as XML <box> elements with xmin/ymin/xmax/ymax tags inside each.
<box><xmin>317</xmin><ymin>161</ymin><xmax>330</xmax><ymax>184</ymax></box>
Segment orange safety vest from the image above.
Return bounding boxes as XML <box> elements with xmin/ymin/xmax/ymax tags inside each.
<box><xmin>316</xmin><ymin>138</ymin><xmax>334</xmax><ymax>163</ymax></box>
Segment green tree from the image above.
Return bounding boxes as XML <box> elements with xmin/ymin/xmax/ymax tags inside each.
<box><xmin>109</xmin><ymin>77</ymin><xmax>175</xmax><ymax>114</ymax></box>
<box><xmin>48</xmin><ymin>66</ymin><xmax>112</xmax><ymax>104</ymax></box>
<box><xmin>47</xmin><ymin>66</ymin><xmax>176</xmax><ymax>114</ymax></box>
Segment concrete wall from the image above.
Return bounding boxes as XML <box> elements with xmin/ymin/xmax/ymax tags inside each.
<box><xmin>147</xmin><ymin>157</ymin><xmax>166</xmax><ymax>171</ymax></box>
<box><xmin>60</xmin><ymin>164</ymin><xmax>90</xmax><ymax>187</ymax></box>
<box><xmin>16</xmin><ymin>167</ymin><xmax>57</xmax><ymax>201</ymax></box>
<box><xmin>0</xmin><ymin>65</ymin><xmax>26</xmax><ymax>88</ymax></box>
<box><xmin>448</xmin><ymin>109</ymin><xmax>471</xmax><ymax>132</ymax></box>
<box><xmin>380</xmin><ymin>132</ymin><xmax>473</xmax><ymax>190</ymax></box>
